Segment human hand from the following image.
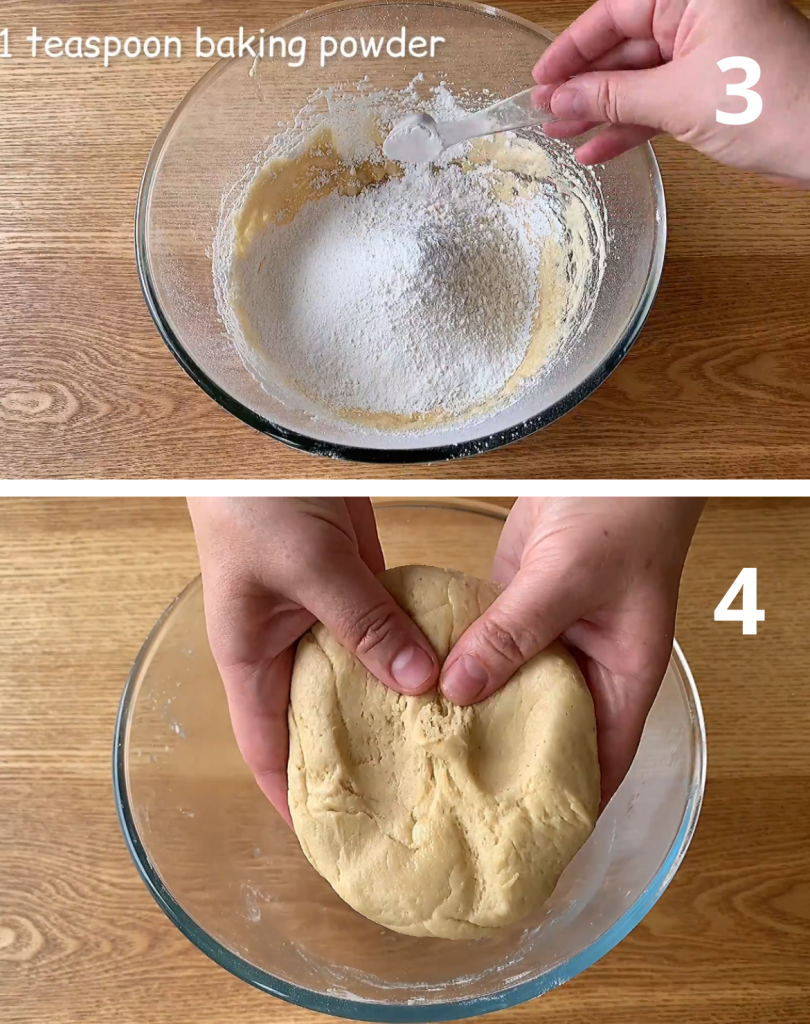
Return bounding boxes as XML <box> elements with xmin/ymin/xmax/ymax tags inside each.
<box><xmin>440</xmin><ymin>498</ymin><xmax>703</xmax><ymax>804</ymax></box>
<box><xmin>533</xmin><ymin>0</ymin><xmax>810</xmax><ymax>184</ymax></box>
<box><xmin>188</xmin><ymin>498</ymin><xmax>439</xmax><ymax>823</ymax></box>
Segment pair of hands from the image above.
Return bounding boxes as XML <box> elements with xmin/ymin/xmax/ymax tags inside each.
<box><xmin>533</xmin><ymin>0</ymin><xmax>810</xmax><ymax>186</ymax></box>
<box><xmin>189</xmin><ymin>498</ymin><xmax>703</xmax><ymax>823</ymax></box>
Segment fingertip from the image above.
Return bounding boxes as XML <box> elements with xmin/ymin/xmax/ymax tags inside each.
<box><xmin>575</xmin><ymin>124</ymin><xmax>659</xmax><ymax>165</ymax></box>
<box><xmin>255</xmin><ymin>769</ymin><xmax>294</xmax><ymax>828</ymax></box>
<box><xmin>764</xmin><ymin>173</ymin><xmax>810</xmax><ymax>190</ymax></box>
<box><xmin>574</xmin><ymin>135</ymin><xmax>616</xmax><ymax>164</ymax></box>
<box><xmin>574</xmin><ymin>144</ymin><xmax>602</xmax><ymax>166</ymax></box>
<box><xmin>548</xmin><ymin>84</ymin><xmax>589</xmax><ymax>121</ymax></box>
<box><xmin>391</xmin><ymin>644</ymin><xmax>437</xmax><ymax>695</ymax></box>
<box><xmin>543</xmin><ymin>118</ymin><xmax>600</xmax><ymax>140</ymax></box>
<box><xmin>597</xmin><ymin>757</ymin><xmax>629</xmax><ymax>813</ymax></box>
<box><xmin>533</xmin><ymin>47</ymin><xmax>566</xmax><ymax>84</ymax></box>
<box><xmin>440</xmin><ymin>655</ymin><xmax>490</xmax><ymax>706</ymax></box>
<box><xmin>594</xmin><ymin>713</ymin><xmax>648</xmax><ymax>813</ymax></box>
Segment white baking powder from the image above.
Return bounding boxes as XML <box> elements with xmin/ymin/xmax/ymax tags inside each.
<box><xmin>382</xmin><ymin>113</ymin><xmax>444</xmax><ymax>163</ymax></box>
<box><xmin>231</xmin><ymin>163</ymin><xmax>550</xmax><ymax>416</ymax></box>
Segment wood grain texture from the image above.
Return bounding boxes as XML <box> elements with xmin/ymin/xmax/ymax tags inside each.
<box><xmin>1</xmin><ymin>496</ymin><xmax>809</xmax><ymax>1023</ymax></box>
<box><xmin>0</xmin><ymin>2</ymin><xmax>809</xmax><ymax>479</ymax></box>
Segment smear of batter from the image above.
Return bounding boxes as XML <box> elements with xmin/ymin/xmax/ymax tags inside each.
<box><xmin>213</xmin><ymin>79</ymin><xmax>607</xmax><ymax>432</ymax></box>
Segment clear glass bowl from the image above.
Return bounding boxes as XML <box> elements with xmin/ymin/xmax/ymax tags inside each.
<box><xmin>114</xmin><ymin>499</ymin><xmax>705</xmax><ymax>1022</ymax></box>
<box><xmin>136</xmin><ymin>0</ymin><xmax>666</xmax><ymax>464</ymax></box>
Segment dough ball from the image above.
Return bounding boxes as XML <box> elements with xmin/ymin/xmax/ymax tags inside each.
<box><xmin>287</xmin><ymin>565</ymin><xmax>600</xmax><ymax>940</ymax></box>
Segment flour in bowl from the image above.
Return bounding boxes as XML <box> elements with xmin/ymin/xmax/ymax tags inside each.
<box><xmin>213</xmin><ymin>79</ymin><xmax>607</xmax><ymax>431</ymax></box>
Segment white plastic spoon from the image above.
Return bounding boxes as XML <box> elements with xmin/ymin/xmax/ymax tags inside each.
<box><xmin>383</xmin><ymin>87</ymin><xmax>555</xmax><ymax>164</ymax></box>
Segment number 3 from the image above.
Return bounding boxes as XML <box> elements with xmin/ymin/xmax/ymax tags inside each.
<box><xmin>717</xmin><ymin>57</ymin><xmax>762</xmax><ymax>125</ymax></box>
<box><xmin>714</xmin><ymin>567</ymin><xmax>765</xmax><ymax>635</ymax></box>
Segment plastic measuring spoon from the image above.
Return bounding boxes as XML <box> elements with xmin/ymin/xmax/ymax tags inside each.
<box><xmin>383</xmin><ymin>87</ymin><xmax>555</xmax><ymax>164</ymax></box>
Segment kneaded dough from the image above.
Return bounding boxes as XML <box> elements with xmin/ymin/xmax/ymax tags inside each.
<box><xmin>287</xmin><ymin>565</ymin><xmax>600</xmax><ymax>940</ymax></box>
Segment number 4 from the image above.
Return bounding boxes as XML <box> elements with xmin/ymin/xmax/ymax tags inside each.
<box><xmin>714</xmin><ymin>568</ymin><xmax>764</xmax><ymax>635</ymax></box>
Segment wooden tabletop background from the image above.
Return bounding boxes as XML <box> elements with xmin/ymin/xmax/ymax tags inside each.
<box><xmin>0</xmin><ymin>1</ymin><xmax>809</xmax><ymax>480</ymax></box>
<box><xmin>1</xmin><ymin>496</ymin><xmax>809</xmax><ymax>1023</ymax></box>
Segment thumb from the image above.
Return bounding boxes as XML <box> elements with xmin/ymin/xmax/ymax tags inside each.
<box><xmin>549</xmin><ymin>64</ymin><xmax>676</xmax><ymax>130</ymax></box>
<box><xmin>440</xmin><ymin>567</ymin><xmax>584</xmax><ymax>705</ymax></box>
<box><xmin>298</xmin><ymin>558</ymin><xmax>439</xmax><ymax>696</ymax></box>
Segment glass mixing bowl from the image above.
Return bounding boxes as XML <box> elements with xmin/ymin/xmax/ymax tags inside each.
<box><xmin>136</xmin><ymin>0</ymin><xmax>666</xmax><ymax>464</ymax></box>
<box><xmin>114</xmin><ymin>499</ymin><xmax>705</xmax><ymax>1022</ymax></box>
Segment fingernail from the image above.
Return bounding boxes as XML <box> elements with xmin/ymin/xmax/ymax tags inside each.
<box><xmin>551</xmin><ymin>85</ymin><xmax>586</xmax><ymax>119</ymax></box>
<box><xmin>532</xmin><ymin>83</ymin><xmax>555</xmax><ymax>110</ymax></box>
<box><xmin>391</xmin><ymin>646</ymin><xmax>434</xmax><ymax>693</ymax></box>
<box><xmin>441</xmin><ymin>656</ymin><xmax>489</xmax><ymax>705</ymax></box>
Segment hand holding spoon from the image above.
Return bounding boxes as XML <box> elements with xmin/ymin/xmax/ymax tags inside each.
<box><xmin>383</xmin><ymin>87</ymin><xmax>555</xmax><ymax>163</ymax></box>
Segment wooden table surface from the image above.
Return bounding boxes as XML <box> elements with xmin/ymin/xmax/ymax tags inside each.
<box><xmin>1</xmin><ymin>496</ymin><xmax>809</xmax><ymax>1023</ymax></box>
<box><xmin>1</xmin><ymin>1</ymin><xmax>809</xmax><ymax>480</ymax></box>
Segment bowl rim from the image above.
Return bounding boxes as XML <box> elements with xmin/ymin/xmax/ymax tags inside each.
<box><xmin>134</xmin><ymin>0</ymin><xmax>667</xmax><ymax>465</ymax></box>
<box><xmin>113</xmin><ymin>497</ymin><xmax>705</xmax><ymax>1022</ymax></box>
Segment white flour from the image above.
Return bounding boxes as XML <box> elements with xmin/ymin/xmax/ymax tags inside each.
<box><xmin>215</xmin><ymin>79</ymin><xmax>607</xmax><ymax>429</ymax></box>
<box><xmin>231</xmin><ymin>164</ymin><xmax>549</xmax><ymax>416</ymax></box>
